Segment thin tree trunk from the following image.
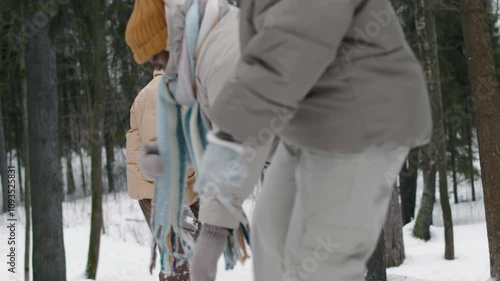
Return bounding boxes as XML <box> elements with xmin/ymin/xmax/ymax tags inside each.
<box><xmin>0</xmin><ymin>21</ymin><xmax>7</xmax><ymax>213</ymax></box>
<box><xmin>73</xmin><ymin>90</ymin><xmax>88</xmax><ymax>196</ymax></box>
<box><xmin>8</xmin><ymin>148</ymin><xmax>12</xmax><ymax>168</ymax></box>
<box><xmin>86</xmin><ymin>1</ymin><xmax>107</xmax><ymax>278</ymax></box>
<box><xmin>465</xmin><ymin>113</ymin><xmax>476</xmax><ymax>201</ymax></box>
<box><xmin>384</xmin><ymin>187</ymin><xmax>405</xmax><ymax>267</ymax></box>
<box><xmin>104</xmin><ymin>128</ymin><xmax>115</xmax><ymax>193</ymax></box>
<box><xmin>449</xmin><ymin>127</ymin><xmax>459</xmax><ymax>204</ymax></box>
<box><xmin>16</xmin><ymin>156</ymin><xmax>23</xmax><ymax>203</ymax></box>
<box><xmin>66</xmin><ymin>152</ymin><xmax>76</xmax><ymax>195</ymax></box>
<box><xmin>26</xmin><ymin>12</ymin><xmax>66</xmax><ymax>281</ymax></box>
<box><xmin>19</xmin><ymin>9</ymin><xmax>32</xmax><ymax>280</ymax></box>
<box><xmin>78</xmin><ymin>147</ymin><xmax>87</xmax><ymax>196</ymax></box>
<box><xmin>366</xmin><ymin>231</ymin><xmax>387</xmax><ymax>281</ymax></box>
<box><xmin>425</xmin><ymin>7</ymin><xmax>455</xmax><ymax>258</ymax></box>
<box><xmin>399</xmin><ymin>148</ymin><xmax>420</xmax><ymax>225</ymax></box>
<box><xmin>0</xmin><ymin>98</ymin><xmax>8</xmax><ymax>214</ymax></box>
<box><xmin>429</xmin><ymin>5</ymin><xmax>454</xmax><ymax>256</ymax></box>
<box><xmin>64</xmin><ymin>90</ymin><xmax>76</xmax><ymax>196</ymax></box>
<box><xmin>414</xmin><ymin>0</ymin><xmax>455</xmax><ymax>257</ymax></box>
<box><xmin>86</xmin><ymin>117</ymin><xmax>103</xmax><ymax>279</ymax></box>
<box><xmin>412</xmin><ymin>0</ymin><xmax>453</xmax><ymax>247</ymax></box>
<box><xmin>460</xmin><ymin>0</ymin><xmax>500</xmax><ymax>277</ymax></box>
<box><xmin>414</xmin><ymin>146</ymin><xmax>436</xmax><ymax>241</ymax></box>
<box><xmin>412</xmin><ymin>0</ymin><xmax>436</xmax><ymax>241</ymax></box>
<box><xmin>12</xmin><ymin>119</ymin><xmax>23</xmax><ymax>203</ymax></box>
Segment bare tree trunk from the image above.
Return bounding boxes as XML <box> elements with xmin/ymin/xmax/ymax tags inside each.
<box><xmin>73</xmin><ymin>93</ymin><xmax>87</xmax><ymax>196</ymax></box>
<box><xmin>104</xmin><ymin>128</ymin><xmax>115</xmax><ymax>193</ymax></box>
<box><xmin>465</xmin><ymin>113</ymin><xmax>476</xmax><ymax>201</ymax></box>
<box><xmin>78</xmin><ymin>147</ymin><xmax>87</xmax><ymax>196</ymax></box>
<box><xmin>412</xmin><ymin>0</ymin><xmax>436</xmax><ymax>241</ymax></box>
<box><xmin>66</xmin><ymin>152</ymin><xmax>76</xmax><ymax>195</ymax></box>
<box><xmin>86</xmin><ymin>119</ymin><xmax>103</xmax><ymax>279</ymax></box>
<box><xmin>19</xmin><ymin>10</ymin><xmax>32</xmax><ymax>280</ymax></box>
<box><xmin>449</xmin><ymin>127</ymin><xmax>459</xmax><ymax>204</ymax></box>
<box><xmin>63</xmin><ymin>91</ymin><xmax>76</xmax><ymax>196</ymax></box>
<box><xmin>26</xmin><ymin>11</ymin><xmax>66</xmax><ymax>281</ymax></box>
<box><xmin>399</xmin><ymin>148</ymin><xmax>420</xmax><ymax>225</ymax></box>
<box><xmin>12</xmin><ymin>119</ymin><xmax>23</xmax><ymax>203</ymax></box>
<box><xmin>425</xmin><ymin>2</ymin><xmax>455</xmax><ymax>259</ymax></box>
<box><xmin>460</xmin><ymin>0</ymin><xmax>500</xmax><ymax>277</ymax></box>
<box><xmin>384</xmin><ymin>187</ymin><xmax>405</xmax><ymax>267</ymax></box>
<box><xmin>366</xmin><ymin>231</ymin><xmax>387</xmax><ymax>281</ymax></box>
<box><xmin>86</xmin><ymin>1</ymin><xmax>107</xmax><ymax>278</ymax></box>
<box><xmin>414</xmin><ymin>148</ymin><xmax>436</xmax><ymax>241</ymax></box>
<box><xmin>16</xmin><ymin>156</ymin><xmax>23</xmax><ymax>202</ymax></box>
<box><xmin>413</xmin><ymin>0</ymin><xmax>455</xmax><ymax>257</ymax></box>
<box><xmin>0</xmin><ymin>21</ymin><xmax>8</xmax><ymax>213</ymax></box>
<box><xmin>0</xmin><ymin>98</ymin><xmax>8</xmax><ymax>213</ymax></box>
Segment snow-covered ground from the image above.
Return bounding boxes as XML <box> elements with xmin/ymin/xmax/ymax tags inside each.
<box><xmin>387</xmin><ymin>222</ymin><xmax>489</xmax><ymax>281</ymax></box>
<box><xmin>0</xmin><ymin>191</ymin><xmax>490</xmax><ymax>281</ymax></box>
<box><xmin>0</xmin><ymin>147</ymin><xmax>491</xmax><ymax>281</ymax></box>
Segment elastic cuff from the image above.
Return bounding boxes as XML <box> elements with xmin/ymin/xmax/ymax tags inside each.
<box><xmin>201</xmin><ymin>224</ymin><xmax>229</xmax><ymax>241</ymax></box>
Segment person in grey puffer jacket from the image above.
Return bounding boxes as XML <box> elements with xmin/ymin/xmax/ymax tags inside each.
<box><xmin>194</xmin><ymin>0</ymin><xmax>433</xmax><ymax>280</ymax></box>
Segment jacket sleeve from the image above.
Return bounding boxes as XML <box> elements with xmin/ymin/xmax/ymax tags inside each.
<box><xmin>138</xmin><ymin>88</ymin><xmax>158</xmax><ymax>143</ymax></box>
<box><xmin>138</xmin><ymin>109</ymin><xmax>158</xmax><ymax>143</ymax></box>
<box><xmin>209</xmin><ymin>0</ymin><xmax>359</xmax><ymax>143</ymax></box>
<box><xmin>126</xmin><ymin>106</ymin><xmax>153</xmax><ymax>199</ymax></box>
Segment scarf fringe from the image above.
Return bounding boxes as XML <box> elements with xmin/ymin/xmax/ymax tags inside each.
<box><xmin>152</xmin><ymin>0</ymin><xmax>250</xmax><ymax>275</ymax></box>
<box><xmin>224</xmin><ymin>223</ymin><xmax>251</xmax><ymax>270</ymax></box>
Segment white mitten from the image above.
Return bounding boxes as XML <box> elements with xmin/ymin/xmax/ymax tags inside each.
<box><xmin>138</xmin><ymin>142</ymin><xmax>164</xmax><ymax>182</ymax></box>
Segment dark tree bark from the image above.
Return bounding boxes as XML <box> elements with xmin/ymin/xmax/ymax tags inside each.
<box><xmin>0</xmin><ymin>18</ymin><xmax>8</xmax><ymax>213</ymax></box>
<box><xmin>0</xmin><ymin>97</ymin><xmax>8</xmax><ymax>213</ymax></box>
<box><xmin>460</xmin><ymin>0</ymin><xmax>500</xmax><ymax>277</ymax></box>
<box><xmin>73</xmin><ymin>94</ymin><xmax>87</xmax><ymax>196</ymax></box>
<box><xmin>16</xmin><ymin>156</ymin><xmax>23</xmax><ymax>202</ymax></box>
<box><xmin>86</xmin><ymin>117</ymin><xmax>103</xmax><ymax>279</ymax></box>
<box><xmin>399</xmin><ymin>148</ymin><xmax>420</xmax><ymax>225</ymax></box>
<box><xmin>449</xmin><ymin>127</ymin><xmax>459</xmax><ymax>204</ymax></box>
<box><xmin>63</xmin><ymin>90</ymin><xmax>76</xmax><ymax>196</ymax></box>
<box><xmin>19</xmin><ymin>9</ymin><xmax>32</xmax><ymax>280</ymax></box>
<box><xmin>366</xmin><ymin>231</ymin><xmax>387</xmax><ymax>281</ymax></box>
<box><xmin>413</xmin><ymin>0</ymin><xmax>455</xmax><ymax>258</ymax></box>
<box><xmin>26</xmin><ymin>11</ymin><xmax>66</xmax><ymax>281</ymax></box>
<box><xmin>384</xmin><ymin>187</ymin><xmax>405</xmax><ymax>267</ymax></box>
<box><xmin>13</xmin><ymin>121</ymin><xmax>23</xmax><ymax>203</ymax></box>
<box><xmin>412</xmin><ymin>0</ymin><xmax>437</xmax><ymax>241</ymax></box>
<box><xmin>78</xmin><ymin>146</ymin><xmax>87</xmax><ymax>196</ymax></box>
<box><xmin>85</xmin><ymin>0</ymin><xmax>107</xmax><ymax>277</ymax></box>
<box><xmin>104</xmin><ymin>127</ymin><xmax>115</xmax><ymax>193</ymax></box>
<box><xmin>66</xmin><ymin>151</ymin><xmax>76</xmax><ymax>195</ymax></box>
<box><xmin>465</xmin><ymin>111</ymin><xmax>476</xmax><ymax>202</ymax></box>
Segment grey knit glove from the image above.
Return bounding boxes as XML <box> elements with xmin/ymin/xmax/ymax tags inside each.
<box><xmin>138</xmin><ymin>142</ymin><xmax>164</xmax><ymax>182</ymax></box>
<box><xmin>181</xmin><ymin>205</ymin><xmax>198</xmax><ymax>240</ymax></box>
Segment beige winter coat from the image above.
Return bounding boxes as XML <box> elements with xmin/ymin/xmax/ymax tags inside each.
<box><xmin>126</xmin><ymin>69</ymin><xmax>198</xmax><ymax>204</ymax></box>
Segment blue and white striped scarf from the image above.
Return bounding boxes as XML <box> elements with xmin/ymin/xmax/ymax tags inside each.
<box><xmin>150</xmin><ymin>0</ymin><xmax>250</xmax><ymax>274</ymax></box>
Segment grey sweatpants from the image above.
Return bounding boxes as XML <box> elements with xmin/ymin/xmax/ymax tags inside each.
<box><xmin>252</xmin><ymin>141</ymin><xmax>409</xmax><ymax>281</ymax></box>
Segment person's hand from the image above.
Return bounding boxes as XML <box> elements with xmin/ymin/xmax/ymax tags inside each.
<box><xmin>138</xmin><ymin>142</ymin><xmax>164</xmax><ymax>182</ymax></box>
<box><xmin>181</xmin><ymin>205</ymin><xmax>198</xmax><ymax>240</ymax></box>
<box><xmin>194</xmin><ymin>132</ymin><xmax>249</xmax><ymax>200</ymax></box>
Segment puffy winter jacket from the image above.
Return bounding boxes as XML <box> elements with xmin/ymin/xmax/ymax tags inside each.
<box><xmin>126</xmin><ymin>69</ymin><xmax>198</xmax><ymax>204</ymax></box>
<box><xmin>209</xmin><ymin>0</ymin><xmax>433</xmax><ymax>153</ymax></box>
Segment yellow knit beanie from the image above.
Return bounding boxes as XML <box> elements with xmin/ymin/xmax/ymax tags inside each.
<box><xmin>125</xmin><ymin>0</ymin><xmax>168</xmax><ymax>64</ymax></box>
